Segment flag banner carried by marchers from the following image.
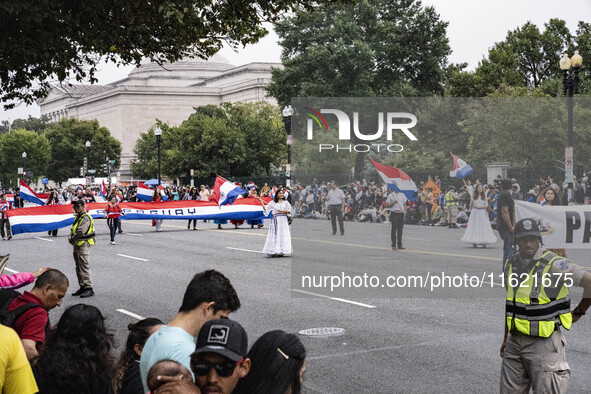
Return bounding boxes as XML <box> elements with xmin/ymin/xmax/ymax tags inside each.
<box><xmin>515</xmin><ymin>200</ymin><xmax>591</xmax><ymax>249</ymax></box>
<box><xmin>136</xmin><ymin>182</ymin><xmax>153</xmax><ymax>201</ymax></box>
<box><xmin>19</xmin><ymin>180</ymin><xmax>49</xmax><ymax>205</ymax></box>
<box><xmin>5</xmin><ymin>194</ymin><xmax>14</xmax><ymax>204</ymax></box>
<box><xmin>370</xmin><ymin>159</ymin><xmax>418</xmax><ymax>201</ymax></box>
<box><xmin>449</xmin><ymin>153</ymin><xmax>474</xmax><ymax>179</ymax></box>
<box><xmin>210</xmin><ymin>175</ymin><xmax>246</xmax><ymax>206</ymax></box>
<box><xmin>6</xmin><ymin>199</ymin><xmax>272</xmax><ymax>235</ymax></box>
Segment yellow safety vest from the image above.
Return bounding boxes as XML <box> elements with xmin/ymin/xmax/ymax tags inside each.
<box><xmin>504</xmin><ymin>251</ymin><xmax>572</xmax><ymax>337</ymax></box>
<box><xmin>445</xmin><ymin>191</ymin><xmax>458</xmax><ymax>206</ymax></box>
<box><xmin>71</xmin><ymin>213</ymin><xmax>95</xmax><ymax>246</ymax></box>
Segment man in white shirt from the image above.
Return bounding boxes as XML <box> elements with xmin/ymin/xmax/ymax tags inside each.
<box><xmin>326</xmin><ymin>181</ymin><xmax>346</xmax><ymax>235</ymax></box>
<box><xmin>385</xmin><ymin>190</ymin><xmax>408</xmax><ymax>250</ymax></box>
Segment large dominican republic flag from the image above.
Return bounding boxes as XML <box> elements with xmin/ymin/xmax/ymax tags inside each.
<box><xmin>136</xmin><ymin>182</ymin><xmax>153</xmax><ymax>202</ymax></box>
<box><xmin>6</xmin><ymin>199</ymin><xmax>271</xmax><ymax>235</ymax></box>
<box><xmin>210</xmin><ymin>175</ymin><xmax>246</xmax><ymax>206</ymax></box>
<box><xmin>449</xmin><ymin>152</ymin><xmax>474</xmax><ymax>179</ymax></box>
<box><xmin>19</xmin><ymin>180</ymin><xmax>49</xmax><ymax>205</ymax></box>
<box><xmin>370</xmin><ymin>158</ymin><xmax>418</xmax><ymax>201</ymax></box>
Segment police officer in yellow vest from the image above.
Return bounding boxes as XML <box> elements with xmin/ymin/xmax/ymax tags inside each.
<box><xmin>500</xmin><ymin>218</ymin><xmax>591</xmax><ymax>393</ymax></box>
<box><xmin>445</xmin><ymin>186</ymin><xmax>459</xmax><ymax>228</ymax></box>
<box><xmin>68</xmin><ymin>199</ymin><xmax>96</xmax><ymax>298</ymax></box>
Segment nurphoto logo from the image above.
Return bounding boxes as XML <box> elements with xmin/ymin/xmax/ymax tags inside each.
<box><xmin>303</xmin><ymin>107</ymin><xmax>418</xmax><ymax>153</ymax></box>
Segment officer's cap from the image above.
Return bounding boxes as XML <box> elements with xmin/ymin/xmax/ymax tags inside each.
<box><xmin>514</xmin><ymin>218</ymin><xmax>541</xmax><ymax>239</ymax></box>
<box><xmin>72</xmin><ymin>199</ymin><xmax>85</xmax><ymax>207</ymax></box>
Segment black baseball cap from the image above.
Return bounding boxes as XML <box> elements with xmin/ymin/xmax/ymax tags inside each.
<box><xmin>514</xmin><ymin>218</ymin><xmax>541</xmax><ymax>239</ymax></box>
<box><xmin>192</xmin><ymin>318</ymin><xmax>248</xmax><ymax>362</ymax></box>
<box><xmin>72</xmin><ymin>199</ymin><xmax>85</xmax><ymax>207</ymax></box>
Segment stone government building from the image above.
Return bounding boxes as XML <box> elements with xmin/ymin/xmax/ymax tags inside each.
<box><xmin>39</xmin><ymin>54</ymin><xmax>280</xmax><ymax>180</ymax></box>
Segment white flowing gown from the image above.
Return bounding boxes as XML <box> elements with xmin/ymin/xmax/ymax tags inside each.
<box><xmin>262</xmin><ymin>200</ymin><xmax>293</xmax><ymax>256</ymax></box>
<box><xmin>461</xmin><ymin>197</ymin><xmax>497</xmax><ymax>245</ymax></box>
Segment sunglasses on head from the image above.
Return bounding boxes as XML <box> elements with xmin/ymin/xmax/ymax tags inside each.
<box><xmin>192</xmin><ymin>357</ymin><xmax>243</xmax><ymax>378</ymax></box>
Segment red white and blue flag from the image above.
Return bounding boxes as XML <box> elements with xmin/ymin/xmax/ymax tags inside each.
<box><xmin>19</xmin><ymin>180</ymin><xmax>49</xmax><ymax>205</ymax></box>
<box><xmin>6</xmin><ymin>199</ymin><xmax>271</xmax><ymax>235</ymax></box>
<box><xmin>211</xmin><ymin>175</ymin><xmax>246</xmax><ymax>207</ymax></box>
<box><xmin>158</xmin><ymin>185</ymin><xmax>169</xmax><ymax>201</ymax></box>
<box><xmin>449</xmin><ymin>153</ymin><xmax>474</xmax><ymax>179</ymax></box>
<box><xmin>270</xmin><ymin>186</ymin><xmax>277</xmax><ymax>199</ymax></box>
<box><xmin>100</xmin><ymin>180</ymin><xmax>108</xmax><ymax>197</ymax></box>
<box><xmin>4</xmin><ymin>194</ymin><xmax>14</xmax><ymax>204</ymax></box>
<box><xmin>137</xmin><ymin>182</ymin><xmax>153</xmax><ymax>202</ymax></box>
<box><xmin>370</xmin><ymin>159</ymin><xmax>418</xmax><ymax>201</ymax></box>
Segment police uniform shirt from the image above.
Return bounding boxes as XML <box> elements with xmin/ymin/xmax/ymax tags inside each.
<box><xmin>508</xmin><ymin>247</ymin><xmax>587</xmax><ymax>288</ymax></box>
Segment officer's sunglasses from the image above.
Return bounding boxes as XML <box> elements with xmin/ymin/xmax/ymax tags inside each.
<box><xmin>191</xmin><ymin>357</ymin><xmax>243</xmax><ymax>377</ymax></box>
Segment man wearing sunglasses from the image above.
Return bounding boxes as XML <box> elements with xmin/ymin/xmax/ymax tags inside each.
<box><xmin>153</xmin><ymin>318</ymin><xmax>251</xmax><ymax>394</ymax></box>
<box><xmin>140</xmin><ymin>270</ymin><xmax>241</xmax><ymax>393</ymax></box>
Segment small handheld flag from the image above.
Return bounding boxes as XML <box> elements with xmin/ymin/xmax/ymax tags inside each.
<box><xmin>211</xmin><ymin>175</ymin><xmax>246</xmax><ymax>206</ymax></box>
<box><xmin>19</xmin><ymin>180</ymin><xmax>49</xmax><ymax>205</ymax></box>
<box><xmin>100</xmin><ymin>180</ymin><xmax>107</xmax><ymax>197</ymax></box>
<box><xmin>136</xmin><ymin>182</ymin><xmax>153</xmax><ymax>202</ymax></box>
<box><xmin>449</xmin><ymin>153</ymin><xmax>474</xmax><ymax>179</ymax></box>
<box><xmin>370</xmin><ymin>159</ymin><xmax>418</xmax><ymax>201</ymax></box>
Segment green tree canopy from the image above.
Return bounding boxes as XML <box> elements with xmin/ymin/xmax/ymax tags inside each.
<box><xmin>0</xmin><ymin>0</ymin><xmax>342</xmax><ymax>109</ymax></box>
<box><xmin>268</xmin><ymin>0</ymin><xmax>450</xmax><ymax>106</ymax></box>
<box><xmin>11</xmin><ymin>116</ymin><xmax>51</xmax><ymax>134</ymax></box>
<box><xmin>0</xmin><ymin>129</ymin><xmax>51</xmax><ymax>188</ymax></box>
<box><xmin>44</xmin><ymin>119</ymin><xmax>121</xmax><ymax>184</ymax></box>
<box><xmin>131</xmin><ymin>102</ymin><xmax>286</xmax><ymax>180</ymax></box>
<box><xmin>446</xmin><ymin>19</ymin><xmax>590</xmax><ymax>97</ymax></box>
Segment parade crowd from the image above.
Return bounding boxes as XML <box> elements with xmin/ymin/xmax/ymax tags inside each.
<box><xmin>1</xmin><ymin>172</ymin><xmax>591</xmax><ymax>393</ymax></box>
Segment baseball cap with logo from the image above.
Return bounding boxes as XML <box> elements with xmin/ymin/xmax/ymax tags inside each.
<box><xmin>514</xmin><ymin>218</ymin><xmax>542</xmax><ymax>239</ymax></box>
<box><xmin>192</xmin><ymin>318</ymin><xmax>248</xmax><ymax>362</ymax></box>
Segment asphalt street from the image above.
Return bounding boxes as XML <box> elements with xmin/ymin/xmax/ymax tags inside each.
<box><xmin>3</xmin><ymin>217</ymin><xmax>590</xmax><ymax>393</ymax></box>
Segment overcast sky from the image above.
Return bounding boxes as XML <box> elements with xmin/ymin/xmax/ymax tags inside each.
<box><xmin>2</xmin><ymin>0</ymin><xmax>589</xmax><ymax>122</ymax></box>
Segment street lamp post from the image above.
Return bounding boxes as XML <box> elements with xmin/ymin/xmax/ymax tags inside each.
<box><xmin>154</xmin><ymin>127</ymin><xmax>162</xmax><ymax>186</ymax></box>
<box><xmin>282</xmin><ymin>105</ymin><xmax>294</xmax><ymax>187</ymax></box>
<box><xmin>22</xmin><ymin>152</ymin><xmax>27</xmax><ymax>183</ymax></box>
<box><xmin>85</xmin><ymin>141</ymin><xmax>91</xmax><ymax>186</ymax></box>
<box><xmin>560</xmin><ymin>51</ymin><xmax>583</xmax><ymax>200</ymax></box>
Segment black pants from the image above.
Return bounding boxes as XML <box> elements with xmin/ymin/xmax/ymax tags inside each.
<box><xmin>329</xmin><ymin>205</ymin><xmax>344</xmax><ymax>234</ymax></box>
<box><xmin>390</xmin><ymin>212</ymin><xmax>404</xmax><ymax>247</ymax></box>
<box><xmin>425</xmin><ymin>203</ymin><xmax>432</xmax><ymax>222</ymax></box>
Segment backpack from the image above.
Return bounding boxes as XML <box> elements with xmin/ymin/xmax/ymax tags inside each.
<box><xmin>0</xmin><ymin>288</ymin><xmax>43</xmax><ymax>328</ymax></box>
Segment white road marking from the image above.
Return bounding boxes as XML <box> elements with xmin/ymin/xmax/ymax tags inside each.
<box><xmin>226</xmin><ymin>247</ymin><xmax>265</xmax><ymax>254</ymax></box>
<box><xmin>291</xmin><ymin>289</ymin><xmax>376</xmax><ymax>309</ymax></box>
<box><xmin>117</xmin><ymin>254</ymin><xmax>149</xmax><ymax>262</ymax></box>
<box><xmin>480</xmin><ymin>280</ymin><xmax>503</xmax><ymax>287</ymax></box>
<box><xmin>34</xmin><ymin>237</ymin><xmax>54</xmax><ymax>242</ymax></box>
<box><xmin>4</xmin><ymin>268</ymin><xmax>18</xmax><ymax>273</ymax></box>
<box><xmin>125</xmin><ymin>233</ymin><xmax>143</xmax><ymax>237</ymax></box>
<box><xmin>116</xmin><ymin>309</ymin><xmax>145</xmax><ymax>320</ymax></box>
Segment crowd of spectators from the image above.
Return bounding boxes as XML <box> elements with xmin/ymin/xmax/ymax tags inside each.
<box><xmin>287</xmin><ymin>172</ymin><xmax>591</xmax><ymax>229</ymax></box>
<box><xmin>1</xmin><ymin>269</ymin><xmax>307</xmax><ymax>394</ymax></box>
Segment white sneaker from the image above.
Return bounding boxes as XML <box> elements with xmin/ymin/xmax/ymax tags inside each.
<box><xmin>111</xmin><ymin>241</ymin><xmax>115</xmax><ymax>245</ymax></box>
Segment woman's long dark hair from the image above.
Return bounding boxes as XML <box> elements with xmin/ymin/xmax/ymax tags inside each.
<box><xmin>34</xmin><ymin>304</ymin><xmax>116</xmax><ymax>393</ymax></box>
<box><xmin>234</xmin><ymin>330</ymin><xmax>306</xmax><ymax>394</ymax></box>
<box><xmin>540</xmin><ymin>187</ymin><xmax>562</xmax><ymax>206</ymax></box>
<box><xmin>113</xmin><ymin>317</ymin><xmax>164</xmax><ymax>392</ymax></box>
<box><xmin>472</xmin><ymin>185</ymin><xmax>486</xmax><ymax>201</ymax></box>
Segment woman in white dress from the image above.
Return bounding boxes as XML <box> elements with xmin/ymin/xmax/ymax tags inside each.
<box><xmin>256</xmin><ymin>190</ymin><xmax>292</xmax><ymax>257</ymax></box>
<box><xmin>461</xmin><ymin>184</ymin><xmax>497</xmax><ymax>248</ymax></box>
